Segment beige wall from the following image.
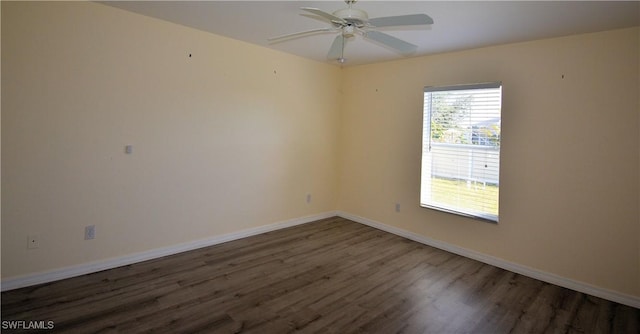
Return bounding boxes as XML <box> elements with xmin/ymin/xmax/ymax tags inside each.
<box><xmin>2</xmin><ymin>2</ymin><xmax>639</xmax><ymax>300</ymax></box>
<box><xmin>1</xmin><ymin>2</ymin><xmax>341</xmax><ymax>278</ymax></box>
<box><xmin>338</xmin><ymin>27</ymin><xmax>640</xmax><ymax>297</ymax></box>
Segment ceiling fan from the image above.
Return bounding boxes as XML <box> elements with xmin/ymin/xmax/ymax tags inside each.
<box><xmin>268</xmin><ymin>0</ymin><xmax>434</xmax><ymax>64</ymax></box>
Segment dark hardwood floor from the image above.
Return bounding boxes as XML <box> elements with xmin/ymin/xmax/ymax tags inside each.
<box><xmin>2</xmin><ymin>217</ymin><xmax>639</xmax><ymax>333</ymax></box>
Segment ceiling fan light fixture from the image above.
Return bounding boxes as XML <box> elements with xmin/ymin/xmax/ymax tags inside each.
<box><xmin>342</xmin><ymin>25</ymin><xmax>356</xmax><ymax>38</ymax></box>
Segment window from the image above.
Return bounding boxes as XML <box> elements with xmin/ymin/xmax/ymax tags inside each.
<box><xmin>421</xmin><ymin>82</ymin><xmax>502</xmax><ymax>222</ymax></box>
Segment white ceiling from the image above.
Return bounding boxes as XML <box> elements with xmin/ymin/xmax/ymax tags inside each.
<box><xmin>103</xmin><ymin>1</ymin><xmax>640</xmax><ymax>66</ymax></box>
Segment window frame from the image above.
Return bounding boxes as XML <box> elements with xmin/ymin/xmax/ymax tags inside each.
<box><xmin>421</xmin><ymin>82</ymin><xmax>502</xmax><ymax>223</ymax></box>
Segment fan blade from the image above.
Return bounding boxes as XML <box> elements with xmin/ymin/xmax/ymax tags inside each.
<box><xmin>369</xmin><ymin>14</ymin><xmax>434</xmax><ymax>28</ymax></box>
<box><xmin>364</xmin><ymin>30</ymin><xmax>418</xmax><ymax>55</ymax></box>
<box><xmin>301</xmin><ymin>7</ymin><xmax>347</xmax><ymax>25</ymax></box>
<box><xmin>327</xmin><ymin>35</ymin><xmax>345</xmax><ymax>60</ymax></box>
<box><xmin>268</xmin><ymin>28</ymin><xmax>335</xmax><ymax>42</ymax></box>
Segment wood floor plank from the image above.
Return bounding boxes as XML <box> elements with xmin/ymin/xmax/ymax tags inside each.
<box><xmin>2</xmin><ymin>217</ymin><xmax>638</xmax><ymax>333</ymax></box>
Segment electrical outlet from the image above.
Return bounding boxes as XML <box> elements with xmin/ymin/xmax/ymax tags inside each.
<box><xmin>395</xmin><ymin>203</ymin><xmax>401</xmax><ymax>213</ymax></box>
<box><xmin>27</xmin><ymin>235</ymin><xmax>40</xmax><ymax>249</ymax></box>
<box><xmin>85</xmin><ymin>225</ymin><xmax>96</xmax><ymax>240</ymax></box>
<box><xmin>306</xmin><ymin>193</ymin><xmax>312</xmax><ymax>204</ymax></box>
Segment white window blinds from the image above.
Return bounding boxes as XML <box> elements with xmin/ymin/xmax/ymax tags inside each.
<box><xmin>421</xmin><ymin>82</ymin><xmax>502</xmax><ymax>222</ymax></box>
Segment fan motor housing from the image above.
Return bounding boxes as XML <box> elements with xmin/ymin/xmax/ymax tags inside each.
<box><xmin>333</xmin><ymin>8</ymin><xmax>368</xmax><ymax>27</ymax></box>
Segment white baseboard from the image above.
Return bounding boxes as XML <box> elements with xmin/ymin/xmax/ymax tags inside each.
<box><xmin>4</xmin><ymin>210</ymin><xmax>639</xmax><ymax>309</ymax></box>
<box><xmin>0</xmin><ymin>211</ymin><xmax>337</xmax><ymax>292</ymax></box>
<box><xmin>336</xmin><ymin>211</ymin><xmax>640</xmax><ymax>309</ymax></box>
